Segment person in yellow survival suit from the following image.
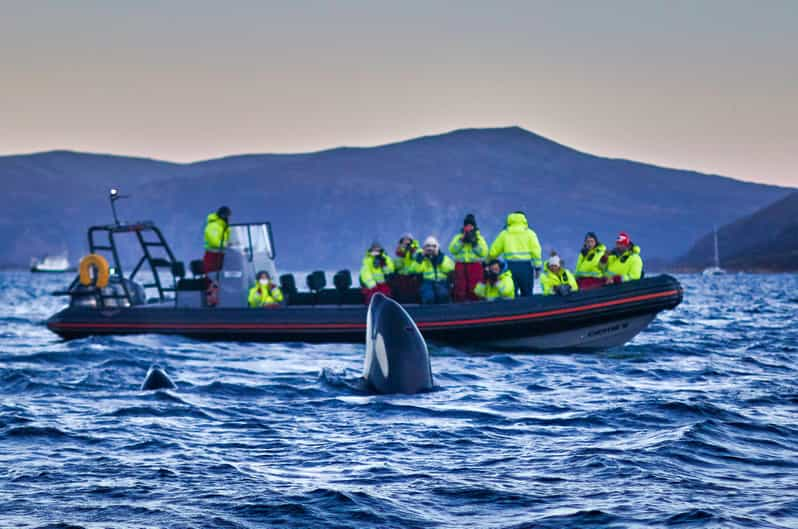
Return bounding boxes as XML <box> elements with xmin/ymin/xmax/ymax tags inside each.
<box><xmin>474</xmin><ymin>259</ymin><xmax>515</xmax><ymax>301</ymax></box>
<box><xmin>603</xmin><ymin>231</ymin><xmax>643</xmax><ymax>284</ymax></box>
<box><xmin>391</xmin><ymin>233</ymin><xmax>421</xmax><ymax>303</ymax></box>
<box><xmin>449</xmin><ymin>213</ymin><xmax>489</xmax><ymax>302</ymax></box>
<box><xmin>488</xmin><ymin>211</ymin><xmax>542</xmax><ymax>297</ymax></box>
<box><xmin>360</xmin><ymin>242</ymin><xmax>395</xmax><ymax>304</ymax></box>
<box><xmin>248</xmin><ymin>270</ymin><xmax>284</xmax><ymax>308</ymax></box>
<box><xmin>574</xmin><ymin>231</ymin><xmax>607</xmax><ymax>291</ymax></box>
<box><xmin>203</xmin><ymin>206</ymin><xmax>231</xmax><ymax>273</ymax></box>
<box><xmin>541</xmin><ymin>254</ymin><xmax>579</xmax><ymax>296</ymax></box>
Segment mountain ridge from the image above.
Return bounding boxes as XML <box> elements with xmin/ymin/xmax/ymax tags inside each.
<box><xmin>674</xmin><ymin>191</ymin><xmax>798</xmax><ymax>272</ymax></box>
<box><xmin>3</xmin><ymin>127</ymin><xmax>793</xmax><ymax>272</ymax></box>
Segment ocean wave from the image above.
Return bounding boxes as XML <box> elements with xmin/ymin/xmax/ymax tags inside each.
<box><xmin>1</xmin><ymin>272</ymin><xmax>797</xmax><ymax>528</ymax></box>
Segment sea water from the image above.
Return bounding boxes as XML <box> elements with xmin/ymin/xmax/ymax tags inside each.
<box><xmin>1</xmin><ymin>272</ymin><xmax>797</xmax><ymax>528</ymax></box>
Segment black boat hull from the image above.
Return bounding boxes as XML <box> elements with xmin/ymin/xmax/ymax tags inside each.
<box><xmin>46</xmin><ymin>275</ymin><xmax>683</xmax><ymax>351</ymax></box>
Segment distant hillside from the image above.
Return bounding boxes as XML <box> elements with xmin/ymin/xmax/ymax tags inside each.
<box><xmin>674</xmin><ymin>192</ymin><xmax>798</xmax><ymax>272</ymax></box>
<box><xmin>2</xmin><ymin>127</ymin><xmax>793</xmax><ymax>273</ymax></box>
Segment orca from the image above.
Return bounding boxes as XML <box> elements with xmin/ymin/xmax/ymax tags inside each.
<box><xmin>140</xmin><ymin>365</ymin><xmax>176</xmax><ymax>391</ymax></box>
<box><xmin>363</xmin><ymin>293</ymin><xmax>433</xmax><ymax>394</ymax></box>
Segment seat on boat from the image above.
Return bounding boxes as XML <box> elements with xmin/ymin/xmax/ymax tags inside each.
<box><xmin>190</xmin><ymin>259</ymin><xmax>206</xmax><ymax>277</ymax></box>
<box><xmin>177</xmin><ymin>278</ymin><xmax>209</xmax><ymax>291</ymax></box>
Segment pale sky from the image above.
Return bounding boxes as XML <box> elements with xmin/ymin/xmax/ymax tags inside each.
<box><xmin>1</xmin><ymin>1</ymin><xmax>796</xmax><ymax>186</ymax></box>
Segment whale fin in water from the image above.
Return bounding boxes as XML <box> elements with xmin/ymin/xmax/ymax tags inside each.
<box><xmin>141</xmin><ymin>365</ymin><xmax>176</xmax><ymax>391</ymax></box>
<box><xmin>363</xmin><ymin>293</ymin><xmax>433</xmax><ymax>394</ymax></box>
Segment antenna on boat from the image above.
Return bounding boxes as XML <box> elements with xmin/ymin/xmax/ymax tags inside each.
<box><xmin>109</xmin><ymin>188</ymin><xmax>129</xmax><ymax>225</ymax></box>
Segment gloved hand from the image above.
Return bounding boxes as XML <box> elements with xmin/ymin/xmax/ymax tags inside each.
<box><xmin>554</xmin><ymin>284</ymin><xmax>572</xmax><ymax>296</ymax></box>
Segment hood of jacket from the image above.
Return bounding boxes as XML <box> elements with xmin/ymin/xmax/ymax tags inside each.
<box><xmin>506</xmin><ymin>212</ymin><xmax>528</xmax><ymax>232</ymax></box>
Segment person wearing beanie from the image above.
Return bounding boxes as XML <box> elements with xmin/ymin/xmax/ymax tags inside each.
<box><xmin>474</xmin><ymin>259</ymin><xmax>515</xmax><ymax>301</ymax></box>
<box><xmin>413</xmin><ymin>236</ymin><xmax>455</xmax><ymax>304</ymax></box>
<box><xmin>392</xmin><ymin>232</ymin><xmax>422</xmax><ymax>303</ymax></box>
<box><xmin>575</xmin><ymin>231</ymin><xmax>607</xmax><ymax>291</ymax></box>
<box><xmin>603</xmin><ymin>232</ymin><xmax>643</xmax><ymax>284</ymax></box>
<box><xmin>448</xmin><ymin>213</ymin><xmax>489</xmax><ymax>302</ymax></box>
<box><xmin>248</xmin><ymin>270</ymin><xmax>284</xmax><ymax>308</ymax></box>
<box><xmin>488</xmin><ymin>211</ymin><xmax>542</xmax><ymax>297</ymax></box>
<box><xmin>541</xmin><ymin>253</ymin><xmax>579</xmax><ymax>296</ymax></box>
<box><xmin>359</xmin><ymin>241</ymin><xmax>395</xmax><ymax>304</ymax></box>
<box><xmin>203</xmin><ymin>206</ymin><xmax>232</xmax><ymax>274</ymax></box>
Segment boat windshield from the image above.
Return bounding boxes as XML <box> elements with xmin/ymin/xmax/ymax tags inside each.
<box><xmin>227</xmin><ymin>223</ymin><xmax>275</xmax><ymax>260</ymax></box>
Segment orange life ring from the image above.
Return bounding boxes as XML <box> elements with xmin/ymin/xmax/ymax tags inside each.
<box><xmin>78</xmin><ymin>254</ymin><xmax>110</xmax><ymax>288</ymax></box>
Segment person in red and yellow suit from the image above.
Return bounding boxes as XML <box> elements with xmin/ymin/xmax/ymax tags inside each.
<box><xmin>575</xmin><ymin>231</ymin><xmax>606</xmax><ymax>291</ymax></box>
<box><xmin>203</xmin><ymin>206</ymin><xmax>231</xmax><ymax>273</ymax></box>
<box><xmin>449</xmin><ymin>213</ymin><xmax>488</xmax><ymax>302</ymax></box>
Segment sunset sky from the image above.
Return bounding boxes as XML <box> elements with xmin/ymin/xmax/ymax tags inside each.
<box><xmin>2</xmin><ymin>1</ymin><xmax>796</xmax><ymax>186</ymax></box>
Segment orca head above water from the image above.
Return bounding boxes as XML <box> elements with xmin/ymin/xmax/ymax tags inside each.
<box><xmin>141</xmin><ymin>365</ymin><xmax>176</xmax><ymax>391</ymax></box>
<box><xmin>363</xmin><ymin>293</ymin><xmax>433</xmax><ymax>394</ymax></box>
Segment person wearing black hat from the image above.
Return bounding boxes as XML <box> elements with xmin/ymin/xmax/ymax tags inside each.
<box><xmin>574</xmin><ymin>231</ymin><xmax>606</xmax><ymax>290</ymax></box>
<box><xmin>203</xmin><ymin>206</ymin><xmax>232</xmax><ymax>274</ymax></box>
<box><xmin>448</xmin><ymin>213</ymin><xmax>488</xmax><ymax>302</ymax></box>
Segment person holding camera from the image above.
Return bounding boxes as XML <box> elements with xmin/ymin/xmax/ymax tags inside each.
<box><xmin>474</xmin><ymin>259</ymin><xmax>515</xmax><ymax>301</ymax></box>
<box><xmin>414</xmin><ymin>236</ymin><xmax>454</xmax><ymax>304</ymax></box>
<box><xmin>448</xmin><ymin>213</ymin><xmax>489</xmax><ymax>302</ymax></box>
<box><xmin>541</xmin><ymin>254</ymin><xmax>579</xmax><ymax>296</ymax></box>
<box><xmin>392</xmin><ymin>233</ymin><xmax>421</xmax><ymax>303</ymax></box>
<box><xmin>359</xmin><ymin>242</ymin><xmax>395</xmax><ymax>303</ymax></box>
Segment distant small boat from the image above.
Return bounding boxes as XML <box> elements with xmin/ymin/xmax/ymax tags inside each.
<box><xmin>30</xmin><ymin>255</ymin><xmax>72</xmax><ymax>273</ymax></box>
<box><xmin>702</xmin><ymin>227</ymin><xmax>725</xmax><ymax>276</ymax></box>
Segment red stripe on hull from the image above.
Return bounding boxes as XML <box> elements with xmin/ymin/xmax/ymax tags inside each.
<box><xmin>49</xmin><ymin>290</ymin><xmax>680</xmax><ymax>333</ymax></box>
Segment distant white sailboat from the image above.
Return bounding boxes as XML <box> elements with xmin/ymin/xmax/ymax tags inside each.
<box><xmin>30</xmin><ymin>254</ymin><xmax>72</xmax><ymax>273</ymax></box>
<box><xmin>702</xmin><ymin>227</ymin><xmax>725</xmax><ymax>276</ymax></box>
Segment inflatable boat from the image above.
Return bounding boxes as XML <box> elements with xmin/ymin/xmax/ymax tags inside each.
<box><xmin>46</xmin><ymin>199</ymin><xmax>682</xmax><ymax>351</ymax></box>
